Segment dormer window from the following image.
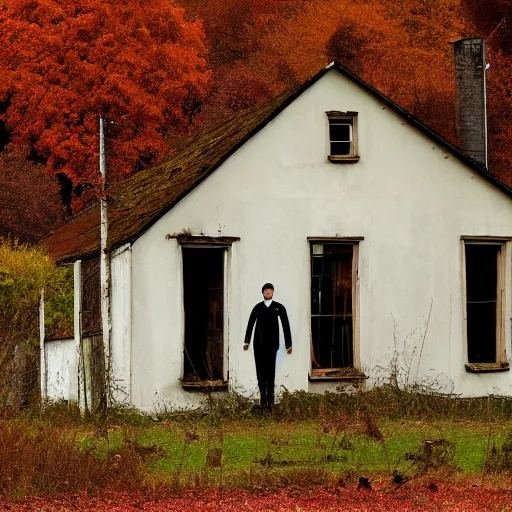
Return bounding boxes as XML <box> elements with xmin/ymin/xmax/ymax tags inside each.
<box><xmin>327</xmin><ymin>111</ymin><xmax>359</xmax><ymax>163</ymax></box>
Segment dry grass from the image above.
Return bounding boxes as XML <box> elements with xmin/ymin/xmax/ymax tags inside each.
<box><xmin>0</xmin><ymin>420</ymin><xmax>146</xmax><ymax>499</ymax></box>
<box><xmin>2</xmin><ymin>388</ymin><xmax>512</xmax><ymax>499</ymax></box>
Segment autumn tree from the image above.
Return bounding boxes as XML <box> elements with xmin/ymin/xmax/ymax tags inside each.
<box><xmin>244</xmin><ymin>0</ymin><xmax>467</xmax><ymax>125</ymax></box>
<box><xmin>0</xmin><ymin>0</ymin><xmax>210</xmax><ymax>208</ymax></box>
<box><xmin>177</xmin><ymin>0</ymin><xmax>298</xmax><ymax>68</ymax></box>
<box><xmin>460</xmin><ymin>0</ymin><xmax>512</xmax><ymax>183</ymax></box>
<box><xmin>0</xmin><ymin>148</ymin><xmax>63</xmax><ymax>243</ymax></box>
<box><xmin>176</xmin><ymin>0</ymin><xmax>308</xmax><ymax>122</ymax></box>
<box><xmin>197</xmin><ymin>0</ymin><xmax>488</xmax><ymax>149</ymax></box>
<box><xmin>462</xmin><ymin>0</ymin><xmax>511</xmax><ymax>53</ymax></box>
<box><xmin>485</xmin><ymin>50</ymin><xmax>512</xmax><ymax>184</ymax></box>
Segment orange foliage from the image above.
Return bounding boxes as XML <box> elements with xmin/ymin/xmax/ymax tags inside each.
<box><xmin>183</xmin><ymin>0</ymin><xmax>511</xmax><ymax>182</ymax></box>
<box><xmin>196</xmin><ymin>0</ymin><xmax>467</xmax><ymax>139</ymax></box>
<box><xmin>486</xmin><ymin>49</ymin><xmax>512</xmax><ymax>184</ymax></box>
<box><xmin>462</xmin><ymin>0</ymin><xmax>511</xmax><ymax>54</ymax></box>
<box><xmin>0</xmin><ymin>0</ymin><xmax>211</xmax><ymax>190</ymax></box>
<box><xmin>0</xmin><ymin>0</ymin><xmax>511</xmax><ymax>236</ymax></box>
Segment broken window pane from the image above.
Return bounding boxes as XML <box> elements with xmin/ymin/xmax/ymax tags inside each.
<box><xmin>465</xmin><ymin>244</ymin><xmax>499</xmax><ymax>364</ymax></box>
<box><xmin>320</xmin><ymin>275</ymin><xmax>333</xmax><ymax>315</ymax></box>
<box><xmin>311</xmin><ymin>276</ymin><xmax>320</xmax><ymax>315</ymax></box>
<box><xmin>312</xmin><ymin>244</ymin><xmax>324</xmax><ymax>255</ymax></box>
<box><xmin>312</xmin><ymin>255</ymin><xmax>323</xmax><ymax>276</ymax></box>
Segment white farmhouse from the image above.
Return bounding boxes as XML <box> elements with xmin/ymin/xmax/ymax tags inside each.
<box><xmin>41</xmin><ymin>39</ymin><xmax>512</xmax><ymax>412</ymax></box>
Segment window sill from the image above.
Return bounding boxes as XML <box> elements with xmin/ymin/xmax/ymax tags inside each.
<box><xmin>181</xmin><ymin>380</ymin><xmax>228</xmax><ymax>392</ymax></box>
<box><xmin>309</xmin><ymin>368</ymin><xmax>367</xmax><ymax>382</ymax></box>
<box><xmin>328</xmin><ymin>155</ymin><xmax>360</xmax><ymax>164</ymax></box>
<box><xmin>465</xmin><ymin>362</ymin><xmax>510</xmax><ymax>373</ymax></box>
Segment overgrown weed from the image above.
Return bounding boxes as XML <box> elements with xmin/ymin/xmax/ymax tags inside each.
<box><xmin>0</xmin><ymin>420</ymin><xmax>146</xmax><ymax>498</ymax></box>
<box><xmin>4</xmin><ymin>387</ymin><xmax>512</xmax><ymax>498</ymax></box>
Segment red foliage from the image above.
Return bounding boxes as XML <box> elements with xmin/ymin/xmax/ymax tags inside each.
<box><xmin>3</xmin><ymin>484</ymin><xmax>512</xmax><ymax>511</ymax></box>
<box><xmin>200</xmin><ymin>0</ymin><xmax>465</xmax><ymax>136</ymax></box>
<box><xmin>1</xmin><ymin>0</ymin><xmax>511</xmax><ymax>232</ymax></box>
<box><xmin>0</xmin><ymin>148</ymin><xmax>63</xmax><ymax>242</ymax></box>
<box><xmin>462</xmin><ymin>0</ymin><xmax>512</xmax><ymax>54</ymax></box>
<box><xmin>182</xmin><ymin>0</ymin><xmax>511</xmax><ymax>183</ymax></box>
<box><xmin>0</xmin><ymin>0</ymin><xmax>211</xmax><ymax>189</ymax></box>
<box><xmin>486</xmin><ymin>49</ymin><xmax>512</xmax><ymax>184</ymax></box>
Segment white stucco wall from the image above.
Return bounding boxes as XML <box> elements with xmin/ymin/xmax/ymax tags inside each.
<box><xmin>110</xmin><ymin>245</ymin><xmax>132</xmax><ymax>405</ymax></box>
<box><xmin>130</xmin><ymin>68</ymin><xmax>512</xmax><ymax>411</ymax></box>
<box><xmin>45</xmin><ymin>338</ymin><xmax>76</xmax><ymax>401</ymax></box>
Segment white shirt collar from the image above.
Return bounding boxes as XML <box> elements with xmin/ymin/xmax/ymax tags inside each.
<box><xmin>264</xmin><ymin>299</ymin><xmax>273</xmax><ymax>307</ymax></box>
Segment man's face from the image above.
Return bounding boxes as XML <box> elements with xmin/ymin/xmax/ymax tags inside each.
<box><xmin>263</xmin><ymin>288</ymin><xmax>274</xmax><ymax>300</ymax></box>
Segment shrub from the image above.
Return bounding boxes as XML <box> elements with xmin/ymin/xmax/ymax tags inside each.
<box><xmin>0</xmin><ymin>239</ymin><xmax>54</xmax><ymax>409</ymax></box>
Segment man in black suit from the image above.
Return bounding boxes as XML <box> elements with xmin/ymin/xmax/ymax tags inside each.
<box><xmin>244</xmin><ymin>283</ymin><xmax>292</xmax><ymax>411</ymax></box>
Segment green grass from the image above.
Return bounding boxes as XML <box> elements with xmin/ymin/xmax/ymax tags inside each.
<box><xmin>75</xmin><ymin>418</ymin><xmax>510</xmax><ymax>478</ymax></box>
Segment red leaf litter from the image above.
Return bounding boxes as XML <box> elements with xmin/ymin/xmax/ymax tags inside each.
<box><xmin>3</xmin><ymin>484</ymin><xmax>512</xmax><ymax>511</ymax></box>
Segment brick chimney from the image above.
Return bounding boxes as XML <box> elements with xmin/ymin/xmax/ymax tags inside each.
<box><xmin>453</xmin><ymin>38</ymin><xmax>488</xmax><ymax>168</ymax></box>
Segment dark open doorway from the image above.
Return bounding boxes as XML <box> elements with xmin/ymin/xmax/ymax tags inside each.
<box><xmin>182</xmin><ymin>248</ymin><xmax>225</xmax><ymax>382</ymax></box>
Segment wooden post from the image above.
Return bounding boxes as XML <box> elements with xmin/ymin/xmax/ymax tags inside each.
<box><xmin>99</xmin><ymin>117</ymin><xmax>112</xmax><ymax>409</ymax></box>
<box><xmin>39</xmin><ymin>288</ymin><xmax>47</xmax><ymax>402</ymax></box>
<box><xmin>74</xmin><ymin>260</ymin><xmax>87</xmax><ymax>413</ymax></box>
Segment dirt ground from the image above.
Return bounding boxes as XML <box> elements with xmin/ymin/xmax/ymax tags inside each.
<box><xmin>3</xmin><ymin>483</ymin><xmax>512</xmax><ymax>511</ymax></box>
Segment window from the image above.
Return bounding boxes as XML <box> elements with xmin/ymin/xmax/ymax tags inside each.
<box><xmin>463</xmin><ymin>239</ymin><xmax>509</xmax><ymax>372</ymax></box>
<box><xmin>81</xmin><ymin>257</ymin><xmax>101</xmax><ymax>337</ymax></box>
<box><xmin>327</xmin><ymin>111</ymin><xmax>359</xmax><ymax>163</ymax></box>
<box><xmin>181</xmin><ymin>246</ymin><xmax>227</xmax><ymax>389</ymax></box>
<box><xmin>44</xmin><ymin>264</ymin><xmax>74</xmax><ymax>341</ymax></box>
<box><xmin>309</xmin><ymin>239</ymin><xmax>363</xmax><ymax>378</ymax></box>
<box><xmin>79</xmin><ymin>257</ymin><xmax>105</xmax><ymax>413</ymax></box>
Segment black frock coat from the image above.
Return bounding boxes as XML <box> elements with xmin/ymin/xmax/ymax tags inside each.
<box><xmin>244</xmin><ymin>301</ymin><xmax>292</xmax><ymax>351</ymax></box>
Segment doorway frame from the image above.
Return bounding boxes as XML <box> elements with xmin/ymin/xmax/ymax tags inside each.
<box><xmin>173</xmin><ymin>235</ymin><xmax>239</xmax><ymax>390</ymax></box>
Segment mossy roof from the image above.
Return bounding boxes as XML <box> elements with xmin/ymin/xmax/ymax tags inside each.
<box><xmin>43</xmin><ymin>92</ymin><xmax>287</xmax><ymax>262</ymax></box>
<box><xmin>43</xmin><ymin>62</ymin><xmax>512</xmax><ymax>263</ymax></box>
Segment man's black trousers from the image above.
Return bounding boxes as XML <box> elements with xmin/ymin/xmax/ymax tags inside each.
<box><xmin>253</xmin><ymin>344</ymin><xmax>277</xmax><ymax>409</ymax></box>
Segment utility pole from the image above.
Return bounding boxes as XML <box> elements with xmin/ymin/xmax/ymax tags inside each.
<box><xmin>99</xmin><ymin>117</ymin><xmax>111</xmax><ymax>410</ymax></box>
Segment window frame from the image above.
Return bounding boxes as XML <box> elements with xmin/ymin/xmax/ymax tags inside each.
<box><xmin>326</xmin><ymin>111</ymin><xmax>360</xmax><ymax>164</ymax></box>
<box><xmin>80</xmin><ymin>256</ymin><xmax>102</xmax><ymax>338</ymax></box>
<box><xmin>44</xmin><ymin>263</ymin><xmax>74</xmax><ymax>342</ymax></box>
<box><xmin>308</xmin><ymin>237</ymin><xmax>364</xmax><ymax>381</ymax></box>
<box><xmin>461</xmin><ymin>237</ymin><xmax>511</xmax><ymax>373</ymax></box>
<box><xmin>174</xmin><ymin>236</ymin><xmax>238</xmax><ymax>391</ymax></box>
